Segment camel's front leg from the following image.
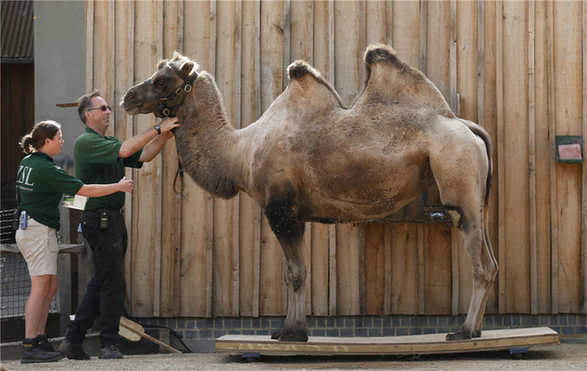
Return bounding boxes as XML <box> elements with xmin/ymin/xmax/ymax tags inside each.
<box><xmin>272</xmin><ymin>240</ymin><xmax>308</xmax><ymax>341</ymax></box>
<box><xmin>265</xmin><ymin>199</ymin><xmax>308</xmax><ymax>341</ymax></box>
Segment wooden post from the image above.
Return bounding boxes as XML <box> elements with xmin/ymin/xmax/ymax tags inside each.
<box><xmin>528</xmin><ymin>0</ymin><xmax>538</xmax><ymax>315</ymax></box>
<box><xmin>495</xmin><ymin>0</ymin><xmax>506</xmax><ymax>314</ymax></box>
<box><xmin>546</xmin><ymin>0</ymin><xmax>559</xmax><ymax>314</ymax></box>
<box><xmin>327</xmin><ymin>0</ymin><xmax>337</xmax><ymax>317</ymax></box>
<box><xmin>449</xmin><ymin>0</ymin><xmax>460</xmax><ymax>316</ymax></box>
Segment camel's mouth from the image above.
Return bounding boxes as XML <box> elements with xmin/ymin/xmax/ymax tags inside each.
<box><xmin>120</xmin><ymin>100</ymin><xmax>141</xmax><ymax>115</ymax></box>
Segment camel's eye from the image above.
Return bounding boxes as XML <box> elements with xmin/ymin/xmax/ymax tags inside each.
<box><xmin>154</xmin><ymin>78</ymin><xmax>166</xmax><ymax>88</ymax></box>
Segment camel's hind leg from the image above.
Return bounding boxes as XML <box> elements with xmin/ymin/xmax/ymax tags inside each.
<box><xmin>265</xmin><ymin>198</ymin><xmax>308</xmax><ymax>342</ymax></box>
<box><xmin>430</xmin><ymin>144</ymin><xmax>497</xmax><ymax>340</ymax></box>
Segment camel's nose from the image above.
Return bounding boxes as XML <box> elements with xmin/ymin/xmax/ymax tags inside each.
<box><xmin>125</xmin><ymin>89</ymin><xmax>136</xmax><ymax>101</ymax></box>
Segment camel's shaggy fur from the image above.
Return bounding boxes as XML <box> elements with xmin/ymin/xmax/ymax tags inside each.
<box><xmin>122</xmin><ymin>44</ymin><xmax>496</xmax><ymax>342</ymax></box>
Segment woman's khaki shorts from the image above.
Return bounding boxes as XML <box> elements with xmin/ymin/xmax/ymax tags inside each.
<box><xmin>15</xmin><ymin>218</ymin><xmax>58</xmax><ymax>276</ymax></box>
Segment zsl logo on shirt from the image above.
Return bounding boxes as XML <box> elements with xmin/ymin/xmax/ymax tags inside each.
<box><xmin>17</xmin><ymin>166</ymin><xmax>35</xmax><ymax>190</ymax></box>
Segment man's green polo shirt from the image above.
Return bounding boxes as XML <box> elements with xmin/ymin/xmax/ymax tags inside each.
<box><xmin>74</xmin><ymin>127</ymin><xmax>143</xmax><ymax>211</ymax></box>
<box><xmin>16</xmin><ymin>152</ymin><xmax>84</xmax><ymax>230</ymax></box>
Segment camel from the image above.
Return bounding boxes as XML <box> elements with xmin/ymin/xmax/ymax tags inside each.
<box><xmin>121</xmin><ymin>44</ymin><xmax>497</xmax><ymax>342</ymax></box>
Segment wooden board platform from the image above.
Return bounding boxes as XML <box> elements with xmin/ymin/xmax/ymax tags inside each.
<box><xmin>216</xmin><ymin>327</ymin><xmax>559</xmax><ymax>356</ymax></box>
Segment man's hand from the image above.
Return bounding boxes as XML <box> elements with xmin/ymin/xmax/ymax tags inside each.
<box><xmin>117</xmin><ymin>177</ymin><xmax>134</xmax><ymax>193</ymax></box>
<box><xmin>159</xmin><ymin>117</ymin><xmax>181</xmax><ymax>134</ymax></box>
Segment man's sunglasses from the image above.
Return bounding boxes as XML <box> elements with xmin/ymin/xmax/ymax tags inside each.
<box><xmin>87</xmin><ymin>105</ymin><xmax>112</xmax><ymax>112</ymax></box>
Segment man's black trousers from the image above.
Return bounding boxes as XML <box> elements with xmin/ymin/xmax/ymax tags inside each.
<box><xmin>65</xmin><ymin>209</ymin><xmax>127</xmax><ymax>347</ymax></box>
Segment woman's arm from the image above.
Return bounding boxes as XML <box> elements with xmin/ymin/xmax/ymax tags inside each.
<box><xmin>76</xmin><ymin>177</ymin><xmax>133</xmax><ymax>197</ymax></box>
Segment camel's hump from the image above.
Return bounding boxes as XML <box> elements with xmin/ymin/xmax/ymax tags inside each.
<box><xmin>364</xmin><ymin>44</ymin><xmax>402</xmax><ymax>68</ymax></box>
<box><xmin>287</xmin><ymin>60</ymin><xmax>320</xmax><ymax>81</ymax></box>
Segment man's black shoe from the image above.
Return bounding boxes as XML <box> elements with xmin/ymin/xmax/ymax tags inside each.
<box><xmin>21</xmin><ymin>338</ymin><xmax>64</xmax><ymax>364</ymax></box>
<box><xmin>58</xmin><ymin>339</ymin><xmax>90</xmax><ymax>360</ymax></box>
<box><xmin>37</xmin><ymin>334</ymin><xmax>56</xmax><ymax>352</ymax></box>
<box><xmin>99</xmin><ymin>344</ymin><xmax>123</xmax><ymax>359</ymax></box>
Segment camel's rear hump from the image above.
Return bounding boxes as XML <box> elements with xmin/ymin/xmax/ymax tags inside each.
<box><xmin>361</xmin><ymin>44</ymin><xmax>454</xmax><ymax>118</ymax></box>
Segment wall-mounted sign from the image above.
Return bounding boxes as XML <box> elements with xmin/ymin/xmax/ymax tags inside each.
<box><xmin>555</xmin><ymin>136</ymin><xmax>583</xmax><ymax>163</ymax></box>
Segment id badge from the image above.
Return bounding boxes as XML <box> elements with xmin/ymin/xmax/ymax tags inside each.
<box><xmin>19</xmin><ymin>210</ymin><xmax>28</xmax><ymax>230</ymax></box>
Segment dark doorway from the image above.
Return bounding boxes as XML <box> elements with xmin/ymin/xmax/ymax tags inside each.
<box><xmin>1</xmin><ymin>62</ymin><xmax>34</xmax><ymax>210</ymax></box>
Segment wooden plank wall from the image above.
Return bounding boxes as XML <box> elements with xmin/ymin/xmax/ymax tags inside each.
<box><xmin>85</xmin><ymin>0</ymin><xmax>587</xmax><ymax>318</ymax></box>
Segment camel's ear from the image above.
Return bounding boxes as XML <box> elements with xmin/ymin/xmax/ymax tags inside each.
<box><xmin>179</xmin><ymin>61</ymin><xmax>194</xmax><ymax>78</ymax></box>
<box><xmin>157</xmin><ymin>59</ymin><xmax>168</xmax><ymax>70</ymax></box>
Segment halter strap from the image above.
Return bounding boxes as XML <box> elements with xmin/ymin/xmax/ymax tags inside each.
<box><xmin>144</xmin><ymin>66</ymin><xmax>198</xmax><ymax>118</ymax></box>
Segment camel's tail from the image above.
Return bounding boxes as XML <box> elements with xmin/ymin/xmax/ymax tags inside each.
<box><xmin>461</xmin><ymin>120</ymin><xmax>493</xmax><ymax>204</ymax></box>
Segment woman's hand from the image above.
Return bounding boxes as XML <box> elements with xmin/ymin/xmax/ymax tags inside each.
<box><xmin>117</xmin><ymin>177</ymin><xmax>134</xmax><ymax>193</ymax></box>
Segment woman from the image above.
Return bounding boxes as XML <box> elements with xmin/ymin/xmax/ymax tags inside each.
<box><xmin>15</xmin><ymin>120</ymin><xmax>133</xmax><ymax>364</ymax></box>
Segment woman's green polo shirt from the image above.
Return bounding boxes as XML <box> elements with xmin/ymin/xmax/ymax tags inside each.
<box><xmin>16</xmin><ymin>152</ymin><xmax>84</xmax><ymax>230</ymax></box>
<box><xmin>74</xmin><ymin>127</ymin><xmax>143</xmax><ymax>211</ymax></box>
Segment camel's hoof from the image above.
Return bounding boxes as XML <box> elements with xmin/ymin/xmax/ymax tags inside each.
<box><xmin>446</xmin><ymin>328</ymin><xmax>481</xmax><ymax>341</ymax></box>
<box><xmin>271</xmin><ymin>328</ymin><xmax>308</xmax><ymax>342</ymax></box>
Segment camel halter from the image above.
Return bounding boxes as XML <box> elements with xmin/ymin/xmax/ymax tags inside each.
<box><xmin>144</xmin><ymin>64</ymin><xmax>198</xmax><ymax>194</ymax></box>
<box><xmin>144</xmin><ymin>65</ymin><xmax>198</xmax><ymax>118</ymax></box>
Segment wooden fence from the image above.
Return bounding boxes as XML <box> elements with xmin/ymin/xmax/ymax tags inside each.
<box><xmin>84</xmin><ymin>0</ymin><xmax>586</xmax><ymax>318</ymax></box>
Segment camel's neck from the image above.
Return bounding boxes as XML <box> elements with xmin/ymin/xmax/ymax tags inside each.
<box><xmin>174</xmin><ymin>73</ymin><xmax>246</xmax><ymax>199</ymax></box>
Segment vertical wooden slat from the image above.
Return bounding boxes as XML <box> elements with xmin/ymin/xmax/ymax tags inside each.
<box><xmin>553</xmin><ymin>1</ymin><xmax>582</xmax><ymax>314</ymax></box>
<box><xmin>389</xmin><ymin>0</ymin><xmax>422</xmax><ymax>316</ymax></box>
<box><xmin>366</xmin><ymin>0</ymin><xmax>387</xmax><ymax>44</ymax></box>
<box><xmin>180</xmin><ymin>0</ymin><xmax>214</xmax><ymax>317</ymax></box>
<box><xmin>482</xmin><ymin>0</ymin><xmax>499</xmax><ymax>314</ymax></box>
<box><xmin>449</xmin><ymin>0</ymin><xmax>458</xmax><ymax>114</ymax></box>
<box><xmin>505</xmin><ymin>0</ymin><xmax>531</xmax><ymax>313</ymax></box>
<box><xmin>419</xmin><ymin>0</ymin><xmax>427</xmax><ymax>73</ymax></box>
<box><xmin>391</xmin><ymin>224</ymin><xmax>419</xmax><ymax>313</ymax></box>
<box><xmin>449</xmin><ymin>0</ymin><xmax>460</xmax><ymax>316</ymax></box>
<box><xmin>534</xmin><ymin>0</ymin><xmax>552</xmax><ymax>314</ymax></box>
<box><xmin>85</xmin><ymin>0</ymin><xmax>94</xmax><ymax>92</ymax></box>
<box><xmin>364</xmin><ymin>224</ymin><xmax>385</xmax><ymax>315</ymax></box>
<box><xmin>383</xmin><ymin>225</ymin><xmax>393</xmax><ymax>314</ymax></box>
<box><xmin>327</xmin><ymin>0</ymin><xmax>337</xmax><ymax>317</ymax></box>
<box><xmin>457</xmin><ymin>0</ymin><xmax>479</xmax><ymax>314</ymax></box>
<box><xmin>239</xmin><ymin>0</ymin><xmax>262</xmax><ymax>318</ymax></box>
<box><xmin>334</xmin><ymin>0</ymin><xmax>362</xmax><ymax>316</ymax></box>
<box><xmin>232</xmin><ymin>0</ymin><xmax>242</xmax><ymax>317</ymax></box>
<box><xmin>131</xmin><ymin>0</ymin><xmax>163</xmax><ymax>316</ymax></box>
<box><xmin>495</xmin><ymin>0</ymin><xmax>506</xmax><ymax>314</ymax></box>
<box><xmin>214</xmin><ymin>0</ymin><xmax>239</xmax><ymax>317</ymax></box>
<box><xmin>417</xmin><ymin>224</ymin><xmax>425</xmax><ymax>314</ymax></box>
<box><xmin>425</xmin><ymin>0</ymin><xmax>452</xmax><ymax>315</ymax></box>
<box><xmin>417</xmin><ymin>0</ymin><xmax>427</xmax><ymax>315</ymax></box>
<box><xmin>363</xmin><ymin>0</ymin><xmax>388</xmax><ymax>316</ymax></box>
<box><xmin>259</xmin><ymin>0</ymin><xmax>285</xmax><ymax>316</ymax></box>
<box><xmin>528</xmin><ymin>0</ymin><xmax>538</xmax><ymax>315</ymax></box>
<box><xmin>151</xmin><ymin>0</ymin><xmax>163</xmax><ymax>319</ymax></box>
<box><xmin>310</xmin><ymin>0</ymin><xmax>333</xmax><ymax>317</ymax></box>
<box><xmin>546</xmin><ymin>0</ymin><xmax>558</xmax><ymax>315</ymax></box>
<box><xmin>290</xmin><ymin>0</ymin><xmax>314</xmax><ymax>315</ymax></box>
<box><xmin>115</xmin><ymin>0</ymin><xmax>135</xmax><ymax>314</ymax></box>
<box><xmin>477</xmin><ymin>0</ymin><xmax>484</xmax><ymax>129</ymax></box>
<box><xmin>159</xmin><ymin>0</ymin><xmax>182</xmax><ymax>317</ymax></box>
<box><xmin>281</xmin><ymin>0</ymin><xmax>292</xmax><ymax>316</ymax></box>
<box><xmin>108</xmin><ymin>1</ymin><xmax>115</xmax><ymax>136</ymax></box>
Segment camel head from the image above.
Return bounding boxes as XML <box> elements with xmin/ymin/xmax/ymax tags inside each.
<box><xmin>121</xmin><ymin>51</ymin><xmax>199</xmax><ymax>118</ymax></box>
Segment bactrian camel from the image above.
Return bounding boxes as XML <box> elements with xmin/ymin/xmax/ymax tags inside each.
<box><xmin>122</xmin><ymin>44</ymin><xmax>496</xmax><ymax>342</ymax></box>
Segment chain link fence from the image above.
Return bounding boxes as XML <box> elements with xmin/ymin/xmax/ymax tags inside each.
<box><xmin>0</xmin><ymin>209</ymin><xmax>58</xmax><ymax>318</ymax></box>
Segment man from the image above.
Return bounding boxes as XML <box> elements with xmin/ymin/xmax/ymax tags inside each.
<box><xmin>58</xmin><ymin>91</ymin><xmax>180</xmax><ymax>360</ymax></box>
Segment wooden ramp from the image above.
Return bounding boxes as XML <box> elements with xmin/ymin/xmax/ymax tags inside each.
<box><xmin>216</xmin><ymin>327</ymin><xmax>559</xmax><ymax>356</ymax></box>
